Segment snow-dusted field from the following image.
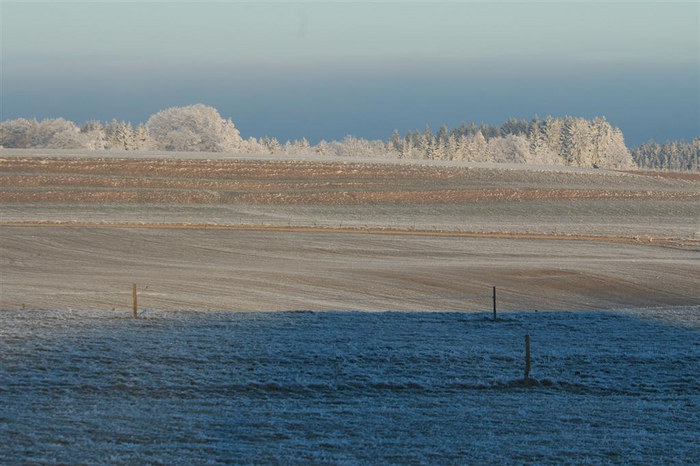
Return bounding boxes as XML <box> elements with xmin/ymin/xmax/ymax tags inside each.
<box><xmin>1</xmin><ymin>151</ymin><xmax>699</xmax><ymax>463</ymax></box>
<box><xmin>2</xmin><ymin>227</ymin><xmax>699</xmax><ymax>312</ymax></box>
<box><xmin>1</xmin><ymin>308</ymin><xmax>698</xmax><ymax>463</ymax></box>
<box><xmin>2</xmin><ymin>151</ymin><xmax>699</xmax><ymax>238</ymax></box>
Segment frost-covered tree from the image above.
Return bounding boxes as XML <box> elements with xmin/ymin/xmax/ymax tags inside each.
<box><xmin>104</xmin><ymin>120</ymin><xmax>134</xmax><ymax>150</ymax></box>
<box><xmin>132</xmin><ymin>123</ymin><xmax>154</xmax><ymax>150</ymax></box>
<box><xmin>294</xmin><ymin>137</ymin><xmax>311</xmax><ymax>154</ymax></box>
<box><xmin>542</xmin><ymin>116</ymin><xmax>564</xmax><ymax>159</ymax></box>
<box><xmin>601</xmin><ymin>127</ymin><xmax>634</xmax><ymax>169</ymax></box>
<box><xmin>283</xmin><ymin>138</ymin><xmax>312</xmax><ymax>155</ymax></box>
<box><xmin>561</xmin><ymin>117</ymin><xmax>593</xmax><ymax>166</ymax></box>
<box><xmin>2</xmin><ymin>117</ymin><xmax>98</xmax><ymax>149</ymax></box>
<box><xmin>315</xmin><ymin>139</ymin><xmax>330</xmax><ymax>156</ymax></box>
<box><xmin>0</xmin><ymin>118</ymin><xmax>38</xmax><ymax>148</ymax></box>
<box><xmin>0</xmin><ymin>118</ymin><xmax>88</xmax><ymax>149</ymax></box>
<box><xmin>382</xmin><ymin>115</ymin><xmax>634</xmax><ymax>168</ymax></box>
<box><xmin>49</xmin><ymin>128</ymin><xmax>89</xmax><ymax>149</ymax></box>
<box><xmin>0</xmin><ymin>109</ymin><xmax>652</xmax><ymax>169</ymax></box>
<box><xmin>631</xmin><ymin>138</ymin><xmax>698</xmax><ymax>171</ymax></box>
<box><xmin>80</xmin><ymin>120</ymin><xmax>106</xmax><ymax>150</ymax></box>
<box><xmin>260</xmin><ymin>136</ymin><xmax>282</xmax><ymax>154</ymax></box>
<box><xmin>633</xmin><ymin>140</ymin><xmax>662</xmax><ymax>169</ymax></box>
<box><xmin>146</xmin><ymin>104</ymin><xmax>241</xmax><ymax>152</ymax></box>
<box><xmin>500</xmin><ymin>118</ymin><xmax>529</xmax><ymax>137</ymax></box>
<box><xmin>103</xmin><ymin>120</ymin><xmax>119</xmax><ymax>149</ymax></box>
<box><xmin>36</xmin><ymin>118</ymin><xmax>85</xmax><ymax>148</ymax></box>
<box><xmin>238</xmin><ymin>137</ymin><xmax>267</xmax><ymax>154</ymax></box>
<box><xmin>320</xmin><ymin>136</ymin><xmax>389</xmax><ymax>158</ymax></box>
<box><xmin>527</xmin><ymin>117</ymin><xmax>548</xmax><ymax>160</ymax></box>
<box><xmin>401</xmin><ymin>135</ymin><xmax>414</xmax><ymax>159</ymax></box>
<box><xmin>445</xmin><ymin>134</ymin><xmax>459</xmax><ymax>160</ymax></box>
<box><xmin>329</xmin><ymin>136</ymin><xmax>366</xmax><ymax>157</ymax></box>
<box><xmin>488</xmin><ymin>134</ymin><xmax>530</xmax><ymax>163</ymax></box>
<box><xmin>468</xmin><ymin>131</ymin><xmax>489</xmax><ymax>162</ymax></box>
<box><xmin>390</xmin><ymin>129</ymin><xmax>402</xmax><ymax>153</ymax></box>
<box><xmin>434</xmin><ymin>125</ymin><xmax>449</xmax><ymax>160</ymax></box>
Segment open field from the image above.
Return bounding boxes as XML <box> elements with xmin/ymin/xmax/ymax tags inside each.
<box><xmin>1</xmin><ymin>151</ymin><xmax>699</xmax><ymax>238</ymax></box>
<box><xmin>2</xmin><ymin>226</ymin><xmax>698</xmax><ymax>312</ymax></box>
<box><xmin>1</xmin><ymin>152</ymin><xmax>699</xmax><ymax>463</ymax></box>
<box><xmin>2</xmin><ymin>308</ymin><xmax>698</xmax><ymax>463</ymax></box>
<box><xmin>1</xmin><ymin>151</ymin><xmax>698</xmax><ymax>312</ymax></box>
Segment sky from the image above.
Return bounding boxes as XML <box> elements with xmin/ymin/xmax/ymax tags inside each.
<box><xmin>1</xmin><ymin>1</ymin><xmax>698</xmax><ymax>146</ymax></box>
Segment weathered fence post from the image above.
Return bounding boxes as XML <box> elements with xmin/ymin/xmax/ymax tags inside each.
<box><xmin>133</xmin><ymin>283</ymin><xmax>138</xmax><ymax>318</ymax></box>
<box><xmin>492</xmin><ymin>286</ymin><xmax>497</xmax><ymax>321</ymax></box>
<box><xmin>524</xmin><ymin>334</ymin><xmax>531</xmax><ymax>380</ymax></box>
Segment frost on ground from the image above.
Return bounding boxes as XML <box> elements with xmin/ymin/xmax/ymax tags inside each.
<box><xmin>1</xmin><ymin>153</ymin><xmax>698</xmax><ymax>238</ymax></box>
<box><xmin>2</xmin><ymin>227</ymin><xmax>699</xmax><ymax>312</ymax></box>
<box><xmin>1</xmin><ymin>308</ymin><xmax>698</xmax><ymax>464</ymax></box>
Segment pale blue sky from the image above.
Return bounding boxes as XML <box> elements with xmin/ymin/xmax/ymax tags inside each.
<box><xmin>2</xmin><ymin>1</ymin><xmax>699</xmax><ymax>145</ymax></box>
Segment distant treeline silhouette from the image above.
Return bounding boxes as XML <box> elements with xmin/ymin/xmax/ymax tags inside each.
<box><xmin>1</xmin><ymin>104</ymin><xmax>697</xmax><ymax>170</ymax></box>
<box><xmin>631</xmin><ymin>139</ymin><xmax>700</xmax><ymax>172</ymax></box>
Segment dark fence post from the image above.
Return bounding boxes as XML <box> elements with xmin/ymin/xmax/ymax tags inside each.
<box><xmin>492</xmin><ymin>286</ymin><xmax>497</xmax><ymax>321</ymax></box>
<box><xmin>133</xmin><ymin>284</ymin><xmax>138</xmax><ymax>318</ymax></box>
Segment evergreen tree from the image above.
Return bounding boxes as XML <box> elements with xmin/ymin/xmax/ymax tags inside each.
<box><xmin>133</xmin><ymin>123</ymin><xmax>152</xmax><ymax>150</ymax></box>
<box><xmin>390</xmin><ymin>129</ymin><xmax>402</xmax><ymax>153</ymax></box>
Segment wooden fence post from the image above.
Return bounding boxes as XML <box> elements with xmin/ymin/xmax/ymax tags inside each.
<box><xmin>524</xmin><ymin>334</ymin><xmax>531</xmax><ymax>380</ymax></box>
<box><xmin>492</xmin><ymin>286</ymin><xmax>497</xmax><ymax>321</ymax></box>
<box><xmin>133</xmin><ymin>284</ymin><xmax>138</xmax><ymax>318</ymax></box>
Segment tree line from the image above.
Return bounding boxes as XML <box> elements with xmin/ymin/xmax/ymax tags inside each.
<box><xmin>631</xmin><ymin>139</ymin><xmax>699</xmax><ymax>171</ymax></box>
<box><xmin>1</xmin><ymin>103</ymin><xmax>697</xmax><ymax>170</ymax></box>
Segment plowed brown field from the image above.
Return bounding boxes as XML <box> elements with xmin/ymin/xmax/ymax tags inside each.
<box><xmin>2</xmin><ymin>157</ymin><xmax>698</xmax><ymax>205</ymax></box>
